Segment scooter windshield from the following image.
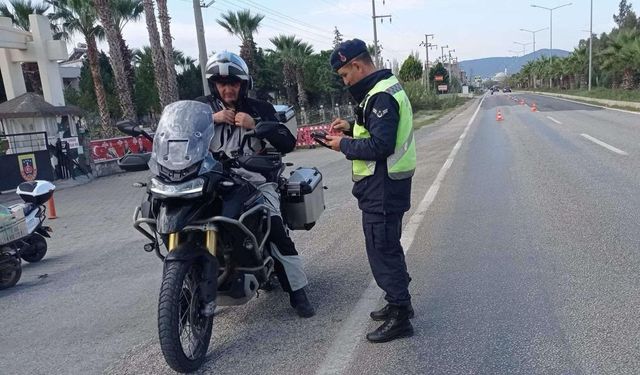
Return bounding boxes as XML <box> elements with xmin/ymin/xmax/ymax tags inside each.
<box><xmin>150</xmin><ymin>100</ymin><xmax>214</xmax><ymax>172</ymax></box>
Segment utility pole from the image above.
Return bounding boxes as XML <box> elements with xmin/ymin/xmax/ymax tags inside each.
<box><xmin>589</xmin><ymin>0</ymin><xmax>593</xmax><ymax>91</ymax></box>
<box><xmin>371</xmin><ymin>0</ymin><xmax>391</xmax><ymax>68</ymax></box>
<box><xmin>419</xmin><ymin>34</ymin><xmax>434</xmax><ymax>90</ymax></box>
<box><xmin>193</xmin><ymin>0</ymin><xmax>214</xmax><ymax>96</ymax></box>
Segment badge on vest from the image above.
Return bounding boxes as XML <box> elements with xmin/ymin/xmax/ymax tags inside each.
<box><xmin>372</xmin><ymin>108</ymin><xmax>388</xmax><ymax>118</ymax></box>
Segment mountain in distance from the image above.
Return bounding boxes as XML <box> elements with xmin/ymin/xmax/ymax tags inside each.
<box><xmin>459</xmin><ymin>49</ymin><xmax>570</xmax><ymax>79</ymax></box>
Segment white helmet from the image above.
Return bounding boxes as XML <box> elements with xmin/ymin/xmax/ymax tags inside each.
<box><xmin>205</xmin><ymin>51</ymin><xmax>253</xmax><ymax>97</ymax></box>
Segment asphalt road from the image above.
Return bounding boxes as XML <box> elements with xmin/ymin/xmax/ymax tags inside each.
<box><xmin>1</xmin><ymin>92</ymin><xmax>639</xmax><ymax>374</ymax></box>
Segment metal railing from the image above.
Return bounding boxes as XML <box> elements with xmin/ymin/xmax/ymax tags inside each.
<box><xmin>0</xmin><ymin>131</ymin><xmax>48</xmax><ymax>156</ymax></box>
<box><xmin>296</xmin><ymin>104</ymin><xmax>356</xmax><ymax>126</ymax></box>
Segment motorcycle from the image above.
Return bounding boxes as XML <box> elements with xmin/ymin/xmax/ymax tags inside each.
<box><xmin>117</xmin><ymin>100</ymin><xmax>324</xmax><ymax>373</ymax></box>
<box><xmin>0</xmin><ymin>180</ymin><xmax>55</xmax><ymax>290</ymax></box>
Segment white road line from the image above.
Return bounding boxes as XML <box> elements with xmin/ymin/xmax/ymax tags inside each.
<box><xmin>316</xmin><ymin>95</ymin><xmax>487</xmax><ymax>375</ymax></box>
<box><xmin>546</xmin><ymin>116</ymin><xmax>562</xmax><ymax>125</ymax></box>
<box><xmin>580</xmin><ymin>133</ymin><xmax>628</xmax><ymax>155</ymax></box>
<box><xmin>531</xmin><ymin>93</ymin><xmax>640</xmax><ymax>116</ymax></box>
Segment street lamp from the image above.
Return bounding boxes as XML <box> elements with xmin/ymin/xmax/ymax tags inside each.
<box><xmin>531</xmin><ymin>3</ymin><xmax>572</xmax><ymax>53</ymax></box>
<box><xmin>513</xmin><ymin>41</ymin><xmax>532</xmax><ymax>56</ymax></box>
<box><xmin>589</xmin><ymin>0</ymin><xmax>593</xmax><ymax>91</ymax></box>
<box><xmin>520</xmin><ymin>27</ymin><xmax>548</xmax><ymax>56</ymax></box>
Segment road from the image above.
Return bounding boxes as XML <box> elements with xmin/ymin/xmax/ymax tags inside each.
<box><xmin>1</xmin><ymin>92</ymin><xmax>639</xmax><ymax>374</ymax></box>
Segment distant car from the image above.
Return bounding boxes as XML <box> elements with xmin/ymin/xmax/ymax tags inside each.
<box><xmin>503</xmin><ymin>87</ymin><xmax>512</xmax><ymax>93</ymax></box>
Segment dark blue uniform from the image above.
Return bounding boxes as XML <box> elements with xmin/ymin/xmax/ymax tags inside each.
<box><xmin>339</xmin><ymin>69</ymin><xmax>412</xmax><ymax>307</ymax></box>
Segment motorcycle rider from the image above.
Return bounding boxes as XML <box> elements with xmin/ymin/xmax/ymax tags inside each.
<box><xmin>196</xmin><ymin>51</ymin><xmax>315</xmax><ymax>318</ymax></box>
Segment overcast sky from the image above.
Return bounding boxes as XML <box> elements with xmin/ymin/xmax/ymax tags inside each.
<box><xmin>90</xmin><ymin>0</ymin><xmax>620</xmax><ymax>64</ymax></box>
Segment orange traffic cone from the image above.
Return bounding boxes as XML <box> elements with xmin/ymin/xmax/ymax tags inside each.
<box><xmin>496</xmin><ymin>109</ymin><xmax>504</xmax><ymax>121</ymax></box>
<box><xmin>47</xmin><ymin>195</ymin><xmax>58</xmax><ymax>219</ymax></box>
<box><xmin>531</xmin><ymin>102</ymin><xmax>538</xmax><ymax>112</ymax></box>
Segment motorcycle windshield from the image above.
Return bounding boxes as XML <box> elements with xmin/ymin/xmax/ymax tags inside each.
<box><xmin>151</xmin><ymin>101</ymin><xmax>214</xmax><ymax>172</ymax></box>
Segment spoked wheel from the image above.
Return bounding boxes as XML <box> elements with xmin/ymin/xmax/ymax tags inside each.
<box><xmin>158</xmin><ymin>260</ymin><xmax>213</xmax><ymax>373</ymax></box>
<box><xmin>0</xmin><ymin>256</ymin><xmax>22</xmax><ymax>290</ymax></box>
<box><xmin>21</xmin><ymin>233</ymin><xmax>48</xmax><ymax>263</ymax></box>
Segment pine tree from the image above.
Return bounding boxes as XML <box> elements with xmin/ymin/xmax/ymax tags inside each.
<box><xmin>332</xmin><ymin>26</ymin><xmax>343</xmax><ymax>48</ymax></box>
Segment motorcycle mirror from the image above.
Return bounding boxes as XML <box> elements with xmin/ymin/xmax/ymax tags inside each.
<box><xmin>116</xmin><ymin>120</ymin><xmax>154</xmax><ymax>141</ymax></box>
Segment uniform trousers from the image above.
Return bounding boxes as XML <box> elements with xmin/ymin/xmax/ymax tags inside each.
<box><xmin>362</xmin><ymin>211</ymin><xmax>411</xmax><ymax>306</ymax></box>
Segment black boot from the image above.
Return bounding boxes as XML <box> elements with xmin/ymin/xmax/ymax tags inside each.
<box><xmin>370</xmin><ymin>303</ymin><xmax>414</xmax><ymax>321</ymax></box>
<box><xmin>289</xmin><ymin>288</ymin><xmax>315</xmax><ymax>318</ymax></box>
<box><xmin>366</xmin><ymin>305</ymin><xmax>414</xmax><ymax>343</ymax></box>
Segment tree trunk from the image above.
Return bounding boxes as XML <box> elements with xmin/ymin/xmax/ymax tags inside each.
<box><xmin>622</xmin><ymin>68</ymin><xmax>635</xmax><ymax>90</ymax></box>
<box><xmin>156</xmin><ymin>0</ymin><xmax>179</xmax><ymax>104</ymax></box>
<box><xmin>86</xmin><ymin>36</ymin><xmax>111</xmax><ymax>131</ymax></box>
<box><xmin>116</xmin><ymin>29</ymin><xmax>135</xmax><ymax>96</ymax></box>
<box><xmin>93</xmin><ymin>0</ymin><xmax>137</xmax><ymax>122</ymax></box>
<box><xmin>142</xmin><ymin>0</ymin><xmax>170</xmax><ymax>108</ymax></box>
<box><xmin>295</xmin><ymin>67</ymin><xmax>307</xmax><ymax>108</ymax></box>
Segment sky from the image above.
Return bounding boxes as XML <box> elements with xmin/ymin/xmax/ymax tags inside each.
<box><xmin>90</xmin><ymin>0</ymin><xmax>620</xmax><ymax>65</ymax></box>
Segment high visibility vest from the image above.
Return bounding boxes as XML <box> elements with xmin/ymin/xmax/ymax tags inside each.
<box><xmin>352</xmin><ymin>75</ymin><xmax>416</xmax><ymax>181</ymax></box>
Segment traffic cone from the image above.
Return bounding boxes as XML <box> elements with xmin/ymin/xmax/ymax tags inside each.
<box><xmin>531</xmin><ymin>102</ymin><xmax>538</xmax><ymax>112</ymax></box>
<box><xmin>496</xmin><ymin>109</ymin><xmax>504</xmax><ymax>121</ymax></box>
<box><xmin>520</xmin><ymin>99</ymin><xmax>525</xmax><ymax>105</ymax></box>
<box><xmin>47</xmin><ymin>195</ymin><xmax>58</xmax><ymax>219</ymax></box>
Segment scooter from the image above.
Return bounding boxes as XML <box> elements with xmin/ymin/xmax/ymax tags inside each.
<box><xmin>0</xmin><ymin>180</ymin><xmax>55</xmax><ymax>290</ymax></box>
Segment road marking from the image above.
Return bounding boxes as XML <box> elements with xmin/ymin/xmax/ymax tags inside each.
<box><xmin>580</xmin><ymin>134</ymin><xmax>628</xmax><ymax>155</ymax></box>
<box><xmin>316</xmin><ymin>95</ymin><xmax>487</xmax><ymax>375</ymax></box>
<box><xmin>531</xmin><ymin>93</ymin><xmax>640</xmax><ymax>116</ymax></box>
<box><xmin>546</xmin><ymin>116</ymin><xmax>562</xmax><ymax>125</ymax></box>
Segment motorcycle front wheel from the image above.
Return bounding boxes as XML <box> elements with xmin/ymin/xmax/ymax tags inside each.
<box><xmin>158</xmin><ymin>260</ymin><xmax>213</xmax><ymax>373</ymax></box>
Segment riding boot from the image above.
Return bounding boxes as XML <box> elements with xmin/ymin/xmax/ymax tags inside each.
<box><xmin>289</xmin><ymin>287</ymin><xmax>315</xmax><ymax>318</ymax></box>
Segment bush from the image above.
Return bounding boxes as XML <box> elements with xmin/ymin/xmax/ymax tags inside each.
<box><xmin>402</xmin><ymin>80</ymin><xmax>441</xmax><ymax>111</ymax></box>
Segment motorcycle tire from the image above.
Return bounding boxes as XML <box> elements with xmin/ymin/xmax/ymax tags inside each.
<box><xmin>0</xmin><ymin>258</ymin><xmax>22</xmax><ymax>290</ymax></box>
<box><xmin>21</xmin><ymin>233</ymin><xmax>48</xmax><ymax>263</ymax></box>
<box><xmin>158</xmin><ymin>260</ymin><xmax>213</xmax><ymax>373</ymax></box>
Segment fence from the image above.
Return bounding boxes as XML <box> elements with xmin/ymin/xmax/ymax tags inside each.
<box><xmin>296</xmin><ymin>103</ymin><xmax>355</xmax><ymax>126</ymax></box>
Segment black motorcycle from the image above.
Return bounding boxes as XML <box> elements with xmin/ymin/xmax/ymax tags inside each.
<box><xmin>117</xmin><ymin>101</ymin><xmax>323</xmax><ymax>372</ymax></box>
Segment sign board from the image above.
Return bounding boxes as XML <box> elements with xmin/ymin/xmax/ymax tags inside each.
<box><xmin>90</xmin><ymin>135</ymin><xmax>153</xmax><ymax>163</ymax></box>
<box><xmin>438</xmin><ymin>84</ymin><xmax>448</xmax><ymax>92</ymax></box>
<box><xmin>435</xmin><ymin>75</ymin><xmax>444</xmax><ymax>82</ymax></box>
<box><xmin>62</xmin><ymin>137</ymin><xmax>80</xmax><ymax>149</ymax></box>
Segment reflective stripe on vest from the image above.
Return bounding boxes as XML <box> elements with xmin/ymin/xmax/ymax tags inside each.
<box><xmin>352</xmin><ymin>76</ymin><xmax>417</xmax><ymax>181</ymax></box>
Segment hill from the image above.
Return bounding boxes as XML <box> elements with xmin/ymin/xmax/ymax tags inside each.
<box><xmin>459</xmin><ymin>49</ymin><xmax>570</xmax><ymax>79</ymax></box>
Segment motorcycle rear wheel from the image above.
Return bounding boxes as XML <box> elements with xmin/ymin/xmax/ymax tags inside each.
<box><xmin>0</xmin><ymin>257</ymin><xmax>22</xmax><ymax>290</ymax></box>
<box><xmin>158</xmin><ymin>260</ymin><xmax>213</xmax><ymax>373</ymax></box>
<box><xmin>21</xmin><ymin>233</ymin><xmax>48</xmax><ymax>263</ymax></box>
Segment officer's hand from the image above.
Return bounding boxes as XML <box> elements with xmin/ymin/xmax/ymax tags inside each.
<box><xmin>234</xmin><ymin>112</ymin><xmax>256</xmax><ymax>129</ymax></box>
<box><xmin>214</xmin><ymin>109</ymin><xmax>235</xmax><ymax>124</ymax></box>
<box><xmin>325</xmin><ymin>134</ymin><xmax>346</xmax><ymax>152</ymax></box>
<box><xmin>330</xmin><ymin>118</ymin><xmax>350</xmax><ymax>133</ymax></box>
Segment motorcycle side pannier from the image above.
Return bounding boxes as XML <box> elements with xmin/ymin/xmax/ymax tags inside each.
<box><xmin>282</xmin><ymin>167</ymin><xmax>324</xmax><ymax>230</ymax></box>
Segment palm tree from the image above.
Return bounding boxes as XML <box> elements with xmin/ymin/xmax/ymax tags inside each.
<box><xmin>48</xmin><ymin>0</ymin><xmax>112</xmax><ymax>131</ymax></box>
<box><xmin>141</xmin><ymin>0</ymin><xmax>170</xmax><ymax>108</ymax></box>
<box><xmin>269</xmin><ymin>35</ymin><xmax>300</xmax><ymax>105</ymax></box>
<box><xmin>156</xmin><ymin>0</ymin><xmax>178</xmax><ymax>103</ymax></box>
<box><xmin>92</xmin><ymin>0</ymin><xmax>136</xmax><ymax>121</ymax></box>
<box><xmin>600</xmin><ymin>29</ymin><xmax>640</xmax><ymax>90</ymax></box>
<box><xmin>173</xmin><ymin>50</ymin><xmax>196</xmax><ymax>72</ymax></box>
<box><xmin>111</xmin><ymin>0</ymin><xmax>143</xmax><ymax>95</ymax></box>
<box><xmin>216</xmin><ymin>9</ymin><xmax>264</xmax><ymax>76</ymax></box>
<box><xmin>0</xmin><ymin>0</ymin><xmax>50</xmax><ymax>95</ymax></box>
<box><xmin>291</xmin><ymin>42</ymin><xmax>313</xmax><ymax>108</ymax></box>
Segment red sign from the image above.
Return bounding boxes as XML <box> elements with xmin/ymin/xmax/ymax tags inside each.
<box><xmin>435</xmin><ymin>75</ymin><xmax>444</xmax><ymax>82</ymax></box>
<box><xmin>90</xmin><ymin>136</ymin><xmax>153</xmax><ymax>163</ymax></box>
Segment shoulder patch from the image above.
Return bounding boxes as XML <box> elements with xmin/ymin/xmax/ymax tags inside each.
<box><xmin>372</xmin><ymin>107</ymin><xmax>389</xmax><ymax>118</ymax></box>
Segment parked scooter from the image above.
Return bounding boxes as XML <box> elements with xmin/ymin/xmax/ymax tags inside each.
<box><xmin>117</xmin><ymin>100</ymin><xmax>325</xmax><ymax>372</ymax></box>
<box><xmin>0</xmin><ymin>180</ymin><xmax>55</xmax><ymax>290</ymax></box>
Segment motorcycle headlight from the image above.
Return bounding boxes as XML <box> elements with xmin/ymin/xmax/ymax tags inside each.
<box><xmin>150</xmin><ymin>177</ymin><xmax>205</xmax><ymax>198</ymax></box>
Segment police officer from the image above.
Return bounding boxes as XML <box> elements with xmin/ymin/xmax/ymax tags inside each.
<box><xmin>324</xmin><ymin>39</ymin><xmax>416</xmax><ymax>342</ymax></box>
<box><xmin>197</xmin><ymin>51</ymin><xmax>314</xmax><ymax>318</ymax></box>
